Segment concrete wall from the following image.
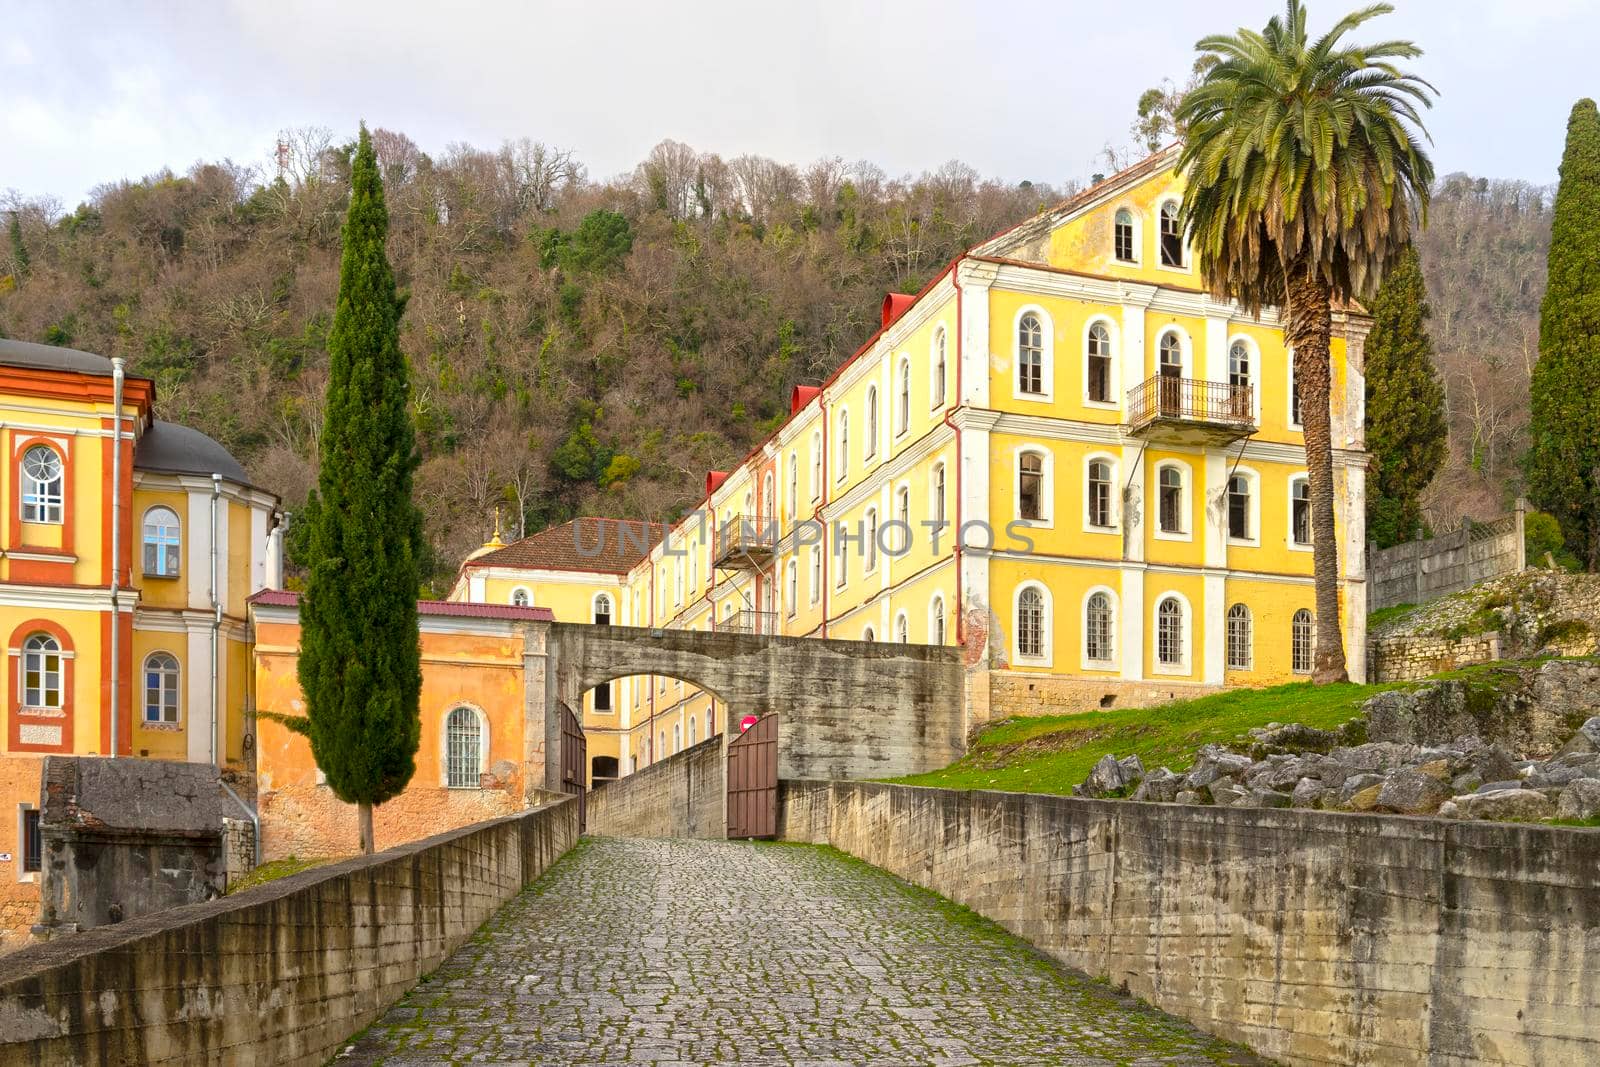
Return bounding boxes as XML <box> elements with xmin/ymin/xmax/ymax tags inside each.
<box><xmin>587</xmin><ymin>735</ymin><xmax>725</xmax><ymax>839</ymax></box>
<box><xmin>549</xmin><ymin>623</ymin><xmax>964</xmax><ymax>783</ymax></box>
<box><xmin>779</xmin><ymin>780</ymin><xmax>1600</xmax><ymax>1067</ymax></box>
<box><xmin>1369</xmin><ymin>506</ymin><xmax>1524</xmax><ymax>612</ymax></box>
<box><xmin>0</xmin><ymin>798</ymin><xmax>579</xmax><ymax>1067</ymax></box>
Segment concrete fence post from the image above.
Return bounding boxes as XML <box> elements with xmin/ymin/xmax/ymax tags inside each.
<box><xmin>1515</xmin><ymin>497</ymin><xmax>1528</xmax><ymax>572</ymax></box>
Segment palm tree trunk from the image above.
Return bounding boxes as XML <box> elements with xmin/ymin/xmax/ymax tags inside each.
<box><xmin>1285</xmin><ymin>262</ymin><xmax>1349</xmax><ymax>684</ymax></box>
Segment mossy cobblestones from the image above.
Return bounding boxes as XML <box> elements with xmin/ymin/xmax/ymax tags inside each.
<box><xmin>334</xmin><ymin>836</ymin><xmax>1261</xmax><ymax>1066</ymax></box>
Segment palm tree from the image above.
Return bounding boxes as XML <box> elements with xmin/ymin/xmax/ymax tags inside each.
<box><xmin>1176</xmin><ymin>2</ymin><xmax>1434</xmax><ymax>683</ymax></box>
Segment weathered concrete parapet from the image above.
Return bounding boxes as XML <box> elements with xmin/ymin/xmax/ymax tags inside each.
<box><xmin>586</xmin><ymin>735</ymin><xmax>725</xmax><ymax>839</ymax></box>
<box><xmin>0</xmin><ymin>797</ymin><xmax>579</xmax><ymax>1067</ymax></box>
<box><xmin>780</xmin><ymin>780</ymin><xmax>1600</xmax><ymax>1067</ymax></box>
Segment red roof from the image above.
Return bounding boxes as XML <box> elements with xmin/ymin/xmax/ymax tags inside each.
<box><xmin>248</xmin><ymin>588</ymin><xmax>555</xmax><ymax>622</ymax></box>
<box><xmin>462</xmin><ymin>516</ymin><xmax>665</xmax><ymax>575</ymax></box>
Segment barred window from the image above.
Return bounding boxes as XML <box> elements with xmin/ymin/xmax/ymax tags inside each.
<box><xmin>143</xmin><ymin>506</ymin><xmax>181</xmax><ymax>576</ymax></box>
<box><xmin>1018</xmin><ymin>313</ymin><xmax>1044</xmax><ymax>394</ymax></box>
<box><xmin>1087</xmin><ymin>323</ymin><xmax>1113</xmax><ymax>403</ymax></box>
<box><xmin>1017</xmin><ymin>587</ymin><xmax>1045</xmax><ymax>658</ymax></box>
<box><xmin>1087</xmin><ymin>460</ymin><xmax>1113</xmax><ymax>528</ymax></box>
<box><xmin>1085</xmin><ymin>592</ymin><xmax>1113</xmax><ymax>663</ymax></box>
<box><xmin>22</xmin><ymin>809</ymin><xmax>41</xmax><ymax>873</ymax></box>
<box><xmin>21</xmin><ymin>445</ymin><xmax>63</xmax><ymax>524</ymax></box>
<box><xmin>445</xmin><ymin>707</ymin><xmax>483</xmax><ymax>788</ymax></box>
<box><xmin>22</xmin><ymin>633</ymin><xmax>61</xmax><ymax>708</ymax></box>
<box><xmin>1228</xmin><ymin>475</ymin><xmax>1251</xmax><ymax>540</ymax></box>
<box><xmin>1292</xmin><ymin>610</ymin><xmax>1315</xmax><ymax>674</ymax></box>
<box><xmin>1114</xmin><ymin>209</ymin><xmax>1135</xmax><ymax>262</ymax></box>
<box><xmin>1227</xmin><ymin>603</ymin><xmax>1253</xmax><ymax>670</ymax></box>
<box><xmin>1292</xmin><ymin>478</ymin><xmax>1312</xmax><ymax>546</ymax></box>
<box><xmin>1019</xmin><ymin>452</ymin><xmax>1044</xmax><ymax>521</ymax></box>
<box><xmin>1158</xmin><ymin>466</ymin><xmax>1183</xmax><ymax>534</ymax></box>
<box><xmin>1157</xmin><ymin>597</ymin><xmax>1183</xmax><ymax>666</ymax></box>
<box><xmin>143</xmin><ymin>652</ymin><xmax>179</xmax><ymax>724</ymax></box>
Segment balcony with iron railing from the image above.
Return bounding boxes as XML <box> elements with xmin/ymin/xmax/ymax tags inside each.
<box><xmin>712</xmin><ymin>517</ymin><xmax>777</xmax><ymax>572</ymax></box>
<box><xmin>722</xmin><ymin>609</ymin><xmax>778</xmax><ymax>636</ymax></box>
<box><xmin>1125</xmin><ymin>375</ymin><xmax>1256</xmax><ymax>445</ymax></box>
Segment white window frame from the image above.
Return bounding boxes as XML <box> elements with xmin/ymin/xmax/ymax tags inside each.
<box><xmin>1152</xmin><ymin>459</ymin><xmax>1192</xmax><ymax>542</ymax></box>
<box><xmin>895</xmin><ymin>355</ymin><xmax>912</xmax><ymax>438</ymax></box>
<box><xmin>142</xmin><ymin>505</ymin><xmax>182</xmax><ymax>577</ymax></box>
<box><xmin>931</xmin><ymin>461</ymin><xmax>948</xmax><ymax>531</ymax></box>
<box><xmin>930</xmin><ymin>326</ymin><xmax>948</xmax><ymax>409</ymax></box>
<box><xmin>1287</xmin><ymin>473</ymin><xmax>1313</xmax><ymax>552</ymax></box>
<box><xmin>1082</xmin><ymin>317</ymin><xmax>1119</xmax><ymax>410</ymax></box>
<box><xmin>1155</xmin><ymin>196</ymin><xmax>1190</xmax><ymax>273</ymax></box>
<box><xmin>17</xmin><ymin>803</ymin><xmax>40</xmax><ymax>881</ymax></box>
<box><xmin>809</xmin><ymin>545</ymin><xmax>821</xmax><ymax>604</ymax></box>
<box><xmin>1155</xmin><ymin>326</ymin><xmax>1192</xmax><ymax>380</ymax></box>
<box><xmin>1288</xmin><ymin>349</ymin><xmax>1303</xmax><ymax>430</ymax></box>
<box><xmin>811</xmin><ymin>430</ymin><xmax>823</xmax><ymax>500</ymax></box>
<box><xmin>510</xmin><ymin>586</ymin><xmax>532</xmax><ymax>607</ymax></box>
<box><xmin>862</xmin><ymin>624</ymin><xmax>876</xmax><ymax>642</ymax></box>
<box><xmin>1082</xmin><ymin>452</ymin><xmax>1120</xmax><ymax>534</ymax></box>
<box><xmin>20</xmin><ymin>632</ymin><xmax>63</xmax><ymax>709</ymax></box>
<box><xmin>593</xmin><ymin>592</ymin><xmax>614</xmax><ymax>625</ymax></box>
<box><xmin>1226</xmin><ymin>465</ymin><xmax>1262</xmax><ymax>547</ymax></box>
<box><xmin>1014</xmin><ymin>445</ymin><xmax>1054</xmax><ymax>529</ymax></box>
<box><xmin>1151</xmin><ymin>592</ymin><xmax>1193</xmax><ymax>675</ymax></box>
<box><xmin>788</xmin><ymin>453</ymin><xmax>798</xmax><ymax>524</ymax></box>
<box><xmin>442</xmin><ymin>704</ymin><xmax>489</xmax><ymax>788</ymax></box>
<box><xmin>1292</xmin><ymin>609</ymin><xmax>1316</xmax><ymax>675</ymax></box>
<box><xmin>894</xmin><ymin>611</ymin><xmax>909</xmax><ymax>644</ymax></box>
<box><xmin>929</xmin><ymin>594</ymin><xmax>946</xmax><ymax>645</ymax></box>
<box><xmin>689</xmin><ymin>716</ymin><xmax>698</xmax><ymax>746</ymax></box>
<box><xmin>1226</xmin><ymin>602</ymin><xmax>1254</xmax><ymax>671</ymax></box>
<box><xmin>20</xmin><ymin>444</ymin><xmax>64</xmax><ymax>525</ymax></box>
<box><xmin>1012</xmin><ymin>581</ymin><xmax>1052</xmax><ymax>667</ymax></box>
<box><xmin>1227</xmin><ymin>334</ymin><xmax>1262</xmax><ymax>423</ymax></box>
<box><xmin>142</xmin><ymin>650</ymin><xmax>180</xmax><ymax>726</ymax></box>
<box><xmin>863</xmin><ymin>506</ymin><xmax>879</xmax><ymax>576</ymax></box>
<box><xmin>834</xmin><ymin>530</ymin><xmax>847</xmax><ymax>588</ymax></box>
<box><xmin>1012</xmin><ymin>304</ymin><xmax>1054</xmax><ymax>403</ymax></box>
<box><xmin>762</xmin><ymin>472</ymin><xmax>775</xmax><ymax>530</ymax></box>
<box><xmin>864</xmin><ymin>386</ymin><xmax>879</xmax><ymax>460</ymax></box>
<box><xmin>1081</xmin><ymin>586</ymin><xmax>1118</xmax><ymax>671</ymax></box>
<box><xmin>836</xmin><ymin>410</ymin><xmax>850</xmax><ymax>483</ymax></box>
<box><xmin>786</xmin><ymin>559</ymin><xmax>798</xmax><ymax>618</ymax></box>
<box><xmin>1112</xmin><ymin>204</ymin><xmax>1141</xmax><ymax>265</ymax></box>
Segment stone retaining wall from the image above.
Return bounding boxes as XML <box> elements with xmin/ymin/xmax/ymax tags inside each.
<box><xmin>1368</xmin><ymin>631</ymin><xmax>1501</xmax><ymax>682</ymax></box>
<box><xmin>778</xmin><ymin>780</ymin><xmax>1600</xmax><ymax>1067</ymax></box>
<box><xmin>0</xmin><ymin>798</ymin><xmax>580</xmax><ymax>1067</ymax></box>
<box><xmin>587</xmin><ymin>735</ymin><xmax>724</xmax><ymax>839</ymax></box>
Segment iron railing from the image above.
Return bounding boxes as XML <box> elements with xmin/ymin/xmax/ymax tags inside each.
<box><xmin>1126</xmin><ymin>376</ymin><xmax>1254</xmax><ymax>433</ymax></box>
<box><xmin>723</xmin><ymin>609</ymin><xmax>778</xmax><ymax>635</ymax></box>
<box><xmin>713</xmin><ymin>518</ymin><xmax>778</xmax><ymax>567</ymax></box>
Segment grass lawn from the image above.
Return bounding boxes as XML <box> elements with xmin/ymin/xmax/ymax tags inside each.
<box><xmin>891</xmin><ymin>680</ymin><xmax>1391</xmax><ymax>796</ymax></box>
<box><xmin>226</xmin><ymin>855</ymin><xmax>343</xmax><ymax>894</ymax></box>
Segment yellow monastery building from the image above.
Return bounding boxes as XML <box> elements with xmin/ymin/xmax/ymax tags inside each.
<box><xmin>450</xmin><ymin>147</ymin><xmax>1372</xmax><ymax>783</ymax></box>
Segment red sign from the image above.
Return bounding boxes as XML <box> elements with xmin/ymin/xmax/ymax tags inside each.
<box><xmin>739</xmin><ymin>714</ymin><xmax>759</xmax><ymax>733</ymax></box>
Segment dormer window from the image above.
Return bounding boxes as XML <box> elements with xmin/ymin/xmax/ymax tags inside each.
<box><xmin>21</xmin><ymin>445</ymin><xmax>63</xmax><ymax>524</ymax></box>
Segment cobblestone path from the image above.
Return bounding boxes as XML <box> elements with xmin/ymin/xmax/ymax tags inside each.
<box><xmin>337</xmin><ymin>837</ymin><xmax>1261</xmax><ymax>1066</ymax></box>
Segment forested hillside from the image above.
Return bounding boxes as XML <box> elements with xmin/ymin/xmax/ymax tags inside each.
<box><xmin>0</xmin><ymin>131</ymin><xmax>1550</xmax><ymax>588</ymax></box>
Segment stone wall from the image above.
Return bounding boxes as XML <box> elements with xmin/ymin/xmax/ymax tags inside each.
<box><xmin>779</xmin><ymin>780</ymin><xmax>1600</xmax><ymax>1067</ymax></box>
<box><xmin>259</xmin><ymin>779</ymin><xmax>524</xmax><ymax>861</ymax></box>
<box><xmin>1369</xmin><ymin>505</ymin><xmax>1524</xmax><ymax>611</ymax></box>
<box><xmin>587</xmin><ymin>735</ymin><xmax>725</xmax><ymax>839</ymax></box>
<box><xmin>1369</xmin><ymin>632</ymin><xmax>1501</xmax><ymax>682</ymax></box>
<box><xmin>0</xmin><ymin>754</ymin><xmax>44</xmax><ymax>953</ymax></box>
<box><xmin>985</xmin><ymin>670</ymin><xmax>1226</xmax><ymax>722</ymax></box>
<box><xmin>0</xmin><ymin>797</ymin><xmax>579</xmax><ymax>1067</ymax></box>
<box><xmin>221</xmin><ymin>818</ymin><xmax>256</xmax><ymax>889</ymax></box>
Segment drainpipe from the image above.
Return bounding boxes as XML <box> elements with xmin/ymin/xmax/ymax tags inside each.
<box><xmin>218</xmin><ymin>777</ymin><xmax>261</xmax><ymax>868</ymax></box>
<box><xmin>210</xmin><ymin>473</ymin><xmax>222</xmax><ymax>767</ymax></box>
<box><xmin>109</xmin><ymin>357</ymin><xmax>125</xmax><ymax>758</ymax></box>
<box><xmin>940</xmin><ymin>262</ymin><xmax>966</xmax><ymax>645</ymax></box>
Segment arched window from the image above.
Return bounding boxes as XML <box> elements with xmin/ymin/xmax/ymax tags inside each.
<box><xmin>1228</xmin><ymin>475</ymin><xmax>1252</xmax><ymax>540</ymax></box>
<box><xmin>143</xmin><ymin>651</ymin><xmax>179</xmax><ymax>724</ymax></box>
<box><xmin>658</xmin><ymin>730</ymin><xmax>666</xmax><ymax>759</ymax></box>
<box><xmin>786</xmin><ymin>559</ymin><xmax>798</xmax><ymax>617</ymax></box>
<box><xmin>837</xmin><ymin>412</ymin><xmax>849</xmax><ymax>482</ymax></box>
<box><xmin>1114</xmin><ymin>208</ymin><xmax>1136</xmax><ymax>262</ymax></box>
<box><xmin>835</xmin><ymin>531</ymin><xmax>847</xmax><ymax>588</ymax></box>
<box><xmin>142</xmin><ymin>506</ymin><xmax>181</xmax><ymax>577</ymax></box>
<box><xmin>1158</xmin><ymin>465</ymin><xmax>1184</xmax><ymax>534</ymax></box>
<box><xmin>21</xmin><ymin>445</ymin><xmax>63</xmax><ymax>524</ymax></box>
<box><xmin>931</xmin><ymin>327</ymin><xmax>947</xmax><ymax>407</ymax></box>
<box><xmin>1290</xmin><ymin>357</ymin><xmax>1303</xmax><ymax>427</ymax></box>
<box><xmin>445</xmin><ymin>707</ymin><xmax>483</xmax><ymax>788</ymax></box>
<box><xmin>1291</xmin><ymin>477</ymin><xmax>1312</xmax><ymax>546</ymax></box>
<box><xmin>1229</xmin><ymin>339</ymin><xmax>1254</xmax><ymax>418</ymax></box>
<box><xmin>511</xmin><ymin>587</ymin><xmax>531</xmax><ymax>607</ymax></box>
<box><xmin>810</xmin><ymin>546</ymin><xmax>821</xmax><ymax>603</ymax></box>
<box><xmin>1085</xmin><ymin>592</ymin><xmax>1114</xmax><ymax>663</ymax></box>
<box><xmin>1018</xmin><ymin>452</ymin><xmax>1045</xmax><ymax>522</ymax></box>
<box><xmin>929</xmin><ymin>595</ymin><xmax>946</xmax><ymax>645</ymax></box>
<box><xmin>865</xmin><ymin>386</ymin><xmax>879</xmax><ymax>458</ymax></box>
<box><xmin>896</xmin><ymin>485</ymin><xmax>911</xmax><ymax>530</ymax></box>
<box><xmin>1159</xmin><ymin>332</ymin><xmax>1183</xmax><ymax>377</ymax></box>
<box><xmin>1292</xmin><ymin>609</ymin><xmax>1315</xmax><ymax>674</ymax></box>
<box><xmin>689</xmin><ymin>716</ymin><xmax>698</xmax><ymax>745</ymax></box>
<box><xmin>1087</xmin><ymin>459</ymin><xmax>1113</xmax><ymax>529</ymax></box>
<box><xmin>1227</xmin><ymin>604</ymin><xmax>1253</xmax><ymax>670</ymax></box>
<box><xmin>1017</xmin><ymin>313</ymin><xmax>1044</xmax><ymax>395</ymax></box>
<box><xmin>932</xmin><ymin>463</ymin><xmax>947</xmax><ymax>528</ymax></box>
<box><xmin>895</xmin><ymin>612</ymin><xmax>909</xmax><ymax>644</ymax></box>
<box><xmin>897</xmin><ymin>357</ymin><xmax>911</xmax><ymax>434</ymax></box>
<box><xmin>862</xmin><ymin>625</ymin><xmax>875</xmax><ymax>642</ymax></box>
<box><xmin>1086</xmin><ymin>322</ymin><xmax>1113</xmax><ymax>403</ymax></box>
<box><xmin>1157</xmin><ymin>597</ymin><xmax>1184</xmax><ymax>667</ymax></box>
<box><xmin>788</xmin><ymin>454</ymin><xmax>798</xmax><ymax>520</ymax></box>
<box><xmin>21</xmin><ymin>633</ymin><xmax>61</xmax><ymax>708</ymax></box>
<box><xmin>1016</xmin><ymin>586</ymin><xmax>1046</xmax><ymax>659</ymax></box>
<box><xmin>673</xmin><ymin>723</ymin><xmax>682</xmax><ymax>753</ymax></box>
<box><xmin>811</xmin><ymin>431</ymin><xmax>823</xmax><ymax>499</ymax></box>
<box><xmin>1159</xmin><ymin>201</ymin><xmax>1184</xmax><ymax>267</ymax></box>
<box><xmin>763</xmin><ymin>472</ymin><xmax>774</xmax><ymax>529</ymax></box>
<box><xmin>594</xmin><ymin>594</ymin><xmax>613</xmax><ymax>625</ymax></box>
<box><xmin>864</xmin><ymin>507</ymin><xmax>878</xmax><ymax>573</ymax></box>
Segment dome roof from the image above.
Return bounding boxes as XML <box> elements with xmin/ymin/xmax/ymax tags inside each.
<box><xmin>133</xmin><ymin>420</ymin><xmax>251</xmax><ymax>486</ymax></box>
<box><xmin>0</xmin><ymin>338</ymin><xmax>115</xmax><ymax>376</ymax></box>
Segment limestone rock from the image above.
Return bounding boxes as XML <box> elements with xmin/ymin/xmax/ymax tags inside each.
<box><xmin>1556</xmin><ymin>778</ymin><xmax>1600</xmax><ymax>821</ymax></box>
<box><xmin>1336</xmin><ymin>773</ymin><xmax>1385</xmax><ymax>811</ymax></box>
<box><xmin>1330</xmin><ymin>742</ymin><xmax>1419</xmax><ymax>773</ymax></box>
<box><xmin>1131</xmin><ymin>767</ymin><xmax>1180</xmax><ymax>804</ymax></box>
<box><xmin>1525</xmin><ymin>762</ymin><xmax>1594</xmax><ymax>790</ymax></box>
<box><xmin>1247</xmin><ymin>787</ymin><xmax>1292</xmax><ymax>809</ymax></box>
<box><xmin>1247</xmin><ymin>722</ymin><xmax>1341</xmax><ymax>755</ymax></box>
<box><xmin>1453</xmin><ymin>788</ymin><xmax>1555</xmax><ymax>823</ymax></box>
<box><xmin>1375</xmin><ymin>769</ymin><xmax>1453</xmax><ymax>815</ymax></box>
<box><xmin>1291</xmin><ymin>777</ymin><xmax>1326</xmax><ymax>809</ymax></box>
<box><xmin>1174</xmin><ymin>789</ymin><xmax>1202</xmax><ymax>806</ymax></box>
<box><xmin>1556</xmin><ymin>716</ymin><xmax>1600</xmax><ymax>757</ymax></box>
<box><xmin>1414</xmin><ymin>759</ymin><xmax>1452</xmax><ymax>782</ymax></box>
<box><xmin>1207</xmin><ymin>778</ymin><xmax>1249</xmax><ymax>807</ymax></box>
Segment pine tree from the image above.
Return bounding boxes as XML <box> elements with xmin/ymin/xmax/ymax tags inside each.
<box><xmin>297</xmin><ymin>125</ymin><xmax>425</xmax><ymax>853</ymax></box>
<box><xmin>1364</xmin><ymin>245</ymin><xmax>1448</xmax><ymax>549</ymax></box>
<box><xmin>1526</xmin><ymin>99</ymin><xmax>1600</xmax><ymax>572</ymax></box>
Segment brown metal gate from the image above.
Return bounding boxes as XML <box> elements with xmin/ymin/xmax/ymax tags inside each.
<box><xmin>726</xmin><ymin>713</ymin><xmax>778</xmax><ymax>839</ymax></box>
<box><xmin>558</xmin><ymin>701</ymin><xmax>586</xmax><ymax>832</ymax></box>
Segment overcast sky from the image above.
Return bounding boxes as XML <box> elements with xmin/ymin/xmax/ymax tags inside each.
<box><xmin>4</xmin><ymin>0</ymin><xmax>1593</xmax><ymax>207</ymax></box>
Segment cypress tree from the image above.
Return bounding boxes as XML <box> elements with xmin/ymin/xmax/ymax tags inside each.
<box><xmin>297</xmin><ymin>125</ymin><xmax>424</xmax><ymax>853</ymax></box>
<box><xmin>1364</xmin><ymin>245</ymin><xmax>1448</xmax><ymax>549</ymax></box>
<box><xmin>1526</xmin><ymin>99</ymin><xmax>1600</xmax><ymax>571</ymax></box>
